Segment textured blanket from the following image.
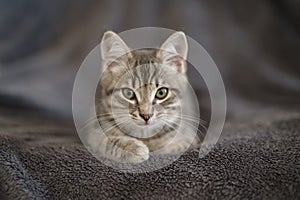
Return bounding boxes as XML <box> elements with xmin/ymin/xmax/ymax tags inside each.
<box><xmin>0</xmin><ymin>106</ymin><xmax>299</xmax><ymax>199</ymax></box>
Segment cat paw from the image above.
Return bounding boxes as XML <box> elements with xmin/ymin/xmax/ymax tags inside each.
<box><xmin>123</xmin><ymin>140</ymin><xmax>149</xmax><ymax>163</ymax></box>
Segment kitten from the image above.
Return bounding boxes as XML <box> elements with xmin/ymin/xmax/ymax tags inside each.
<box><xmin>86</xmin><ymin>31</ymin><xmax>200</xmax><ymax>163</ymax></box>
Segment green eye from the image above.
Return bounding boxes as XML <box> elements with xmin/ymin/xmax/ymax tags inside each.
<box><xmin>155</xmin><ymin>87</ymin><xmax>168</xmax><ymax>99</ymax></box>
<box><xmin>122</xmin><ymin>88</ymin><xmax>135</xmax><ymax>100</ymax></box>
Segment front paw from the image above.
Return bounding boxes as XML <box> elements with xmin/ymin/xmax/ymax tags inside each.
<box><xmin>122</xmin><ymin>140</ymin><xmax>149</xmax><ymax>163</ymax></box>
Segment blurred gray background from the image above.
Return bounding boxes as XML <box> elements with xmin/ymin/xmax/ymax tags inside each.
<box><xmin>0</xmin><ymin>0</ymin><xmax>299</xmax><ymax>119</ymax></box>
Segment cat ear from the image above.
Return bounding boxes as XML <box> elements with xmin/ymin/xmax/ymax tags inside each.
<box><xmin>157</xmin><ymin>32</ymin><xmax>188</xmax><ymax>73</ymax></box>
<box><xmin>101</xmin><ymin>31</ymin><xmax>132</xmax><ymax>69</ymax></box>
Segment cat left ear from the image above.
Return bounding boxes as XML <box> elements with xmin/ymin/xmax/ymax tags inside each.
<box><xmin>157</xmin><ymin>32</ymin><xmax>188</xmax><ymax>74</ymax></box>
<box><xmin>101</xmin><ymin>31</ymin><xmax>132</xmax><ymax>68</ymax></box>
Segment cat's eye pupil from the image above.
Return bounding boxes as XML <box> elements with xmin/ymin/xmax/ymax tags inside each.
<box><xmin>122</xmin><ymin>88</ymin><xmax>135</xmax><ymax>100</ymax></box>
<box><xmin>155</xmin><ymin>87</ymin><xmax>168</xmax><ymax>99</ymax></box>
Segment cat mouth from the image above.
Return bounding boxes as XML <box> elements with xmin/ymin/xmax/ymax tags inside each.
<box><xmin>137</xmin><ymin>122</ymin><xmax>150</xmax><ymax>127</ymax></box>
<box><xmin>132</xmin><ymin>118</ymin><xmax>153</xmax><ymax>126</ymax></box>
<box><xmin>135</xmin><ymin>121</ymin><xmax>152</xmax><ymax>127</ymax></box>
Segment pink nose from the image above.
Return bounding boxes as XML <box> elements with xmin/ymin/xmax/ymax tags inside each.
<box><xmin>139</xmin><ymin>113</ymin><xmax>153</xmax><ymax>122</ymax></box>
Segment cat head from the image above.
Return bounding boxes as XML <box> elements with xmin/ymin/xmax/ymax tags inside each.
<box><xmin>97</xmin><ymin>31</ymin><xmax>189</xmax><ymax>137</ymax></box>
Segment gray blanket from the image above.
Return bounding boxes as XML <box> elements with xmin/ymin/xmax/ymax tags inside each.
<box><xmin>0</xmin><ymin>106</ymin><xmax>299</xmax><ymax>199</ymax></box>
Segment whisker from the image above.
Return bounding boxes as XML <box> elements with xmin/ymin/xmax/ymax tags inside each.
<box><xmin>101</xmin><ymin>119</ymin><xmax>130</xmax><ymax>133</ymax></box>
<box><xmin>176</xmin><ymin>120</ymin><xmax>206</xmax><ymax>138</ymax></box>
<box><xmin>157</xmin><ymin>113</ymin><xmax>207</xmax><ymax>125</ymax></box>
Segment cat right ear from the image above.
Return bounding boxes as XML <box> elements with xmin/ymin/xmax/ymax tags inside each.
<box><xmin>157</xmin><ymin>32</ymin><xmax>188</xmax><ymax>74</ymax></box>
<box><xmin>101</xmin><ymin>31</ymin><xmax>132</xmax><ymax>70</ymax></box>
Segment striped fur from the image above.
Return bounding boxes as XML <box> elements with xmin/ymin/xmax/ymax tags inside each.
<box><xmin>86</xmin><ymin>31</ymin><xmax>199</xmax><ymax>163</ymax></box>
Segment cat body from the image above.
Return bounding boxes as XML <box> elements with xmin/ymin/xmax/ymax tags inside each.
<box><xmin>86</xmin><ymin>31</ymin><xmax>199</xmax><ymax>163</ymax></box>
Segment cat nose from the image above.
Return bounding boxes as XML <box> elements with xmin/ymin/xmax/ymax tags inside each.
<box><xmin>139</xmin><ymin>113</ymin><xmax>153</xmax><ymax>122</ymax></box>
